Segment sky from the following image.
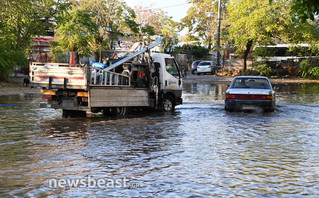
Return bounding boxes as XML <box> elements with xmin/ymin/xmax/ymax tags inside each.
<box><xmin>125</xmin><ymin>0</ymin><xmax>191</xmax><ymax>22</ymax></box>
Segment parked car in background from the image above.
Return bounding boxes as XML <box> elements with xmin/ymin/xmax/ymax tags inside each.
<box><xmin>191</xmin><ymin>60</ymin><xmax>203</xmax><ymax>74</ymax></box>
<box><xmin>197</xmin><ymin>61</ymin><xmax>217</xmax><ymax>75</ymax></box>
<box><xmin>225</xmin><ymin>76</ymin><xmax>276</xmax><ymax>112</ymax></box>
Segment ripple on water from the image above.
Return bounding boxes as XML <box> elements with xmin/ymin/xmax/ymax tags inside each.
<box><xmin>0</xmin><ymin>84</ymin><xmax>319</xmax><ymax>197</ymax></box>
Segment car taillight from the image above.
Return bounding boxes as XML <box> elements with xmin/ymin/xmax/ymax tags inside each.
<box><xmin>209</xmin><ymin>66</ymin><xmax>212</xmax><ymax>68</ymax></box>
<box><xmin>226</xmin><ymin>94</ymin><xmax>273</xmax><ymax>100</ymax></box>
<box><xmin>192</xmin><ymin>64</ymin><xmax>195</xmax><ymax>68</ymax></box>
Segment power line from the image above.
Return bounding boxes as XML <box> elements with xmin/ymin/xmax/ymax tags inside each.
<box><xmin>139</xmin><ymin>3</ymin><xmax>189</xmax><ymax>11</ymax></box>
<box><xmin>154</xmin><ymin>3</ymin><xmax>188</xmax><ymax>10</ymax></box>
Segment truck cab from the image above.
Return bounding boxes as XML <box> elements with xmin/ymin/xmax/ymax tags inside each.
<box><xmin>152</xmin><ymin>53</ymin><xmax>183</xmax><ymax>111</ymax></box>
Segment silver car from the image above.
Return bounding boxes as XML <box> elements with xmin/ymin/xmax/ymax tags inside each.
<box><xmin>197</xmin><ymin>61</ymin><xmax>216</xmax><ymax>75</ymax></box>
<box><xmin>225</xmin><ymin>76</ymin><xmax>276</xmax><ymax>112</ymax></box>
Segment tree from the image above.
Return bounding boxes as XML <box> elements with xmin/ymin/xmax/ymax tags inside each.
<box><xmin>0</xmin><ymin>0</ymin><xmax>68</xmax><ymax>80</ymax></box>
<box><xmin>270</xmin><ymin>0</ymin><xmax>319</xmax><ymax>22</ymax></box>
<box><xmin>182</xmin><ymin>0</ymin><xmax>226</xmax><ymax>50</ymax></box>
<box><xmin>226</xmin><ymin>0</ymin><xmax>319</xmax><ymax>71</ymax></box>
<box><xmin>53</xmin><ymin>8</ymin><xmax>97</xmax><ymax>63</ymax></box>
<box><xmin>78</xmin><ymin>0</ymin><xmax>138</xmax><ymax>62</ymax></box>
<box><xmin>134</xmin><ymin>6</ymin><xmax>179</xmax><ymax>50</ymax></box>
<box><xmin>133</xmin><ymin>5</ymin><xmax>162</xmax><ymax>40</ymax></box>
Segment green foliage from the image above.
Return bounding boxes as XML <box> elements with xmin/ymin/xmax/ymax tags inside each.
<box><xmin>300</xmin><ymin>59</ymin><xmax>319</xmax><ymax>79</ymax></box>
<box><xmin>189</xmin><ymin>46</ymin><xmax>209</xmax><ymax>58</ymax></box>
<box><xmin>182</xmin><ymin>0</ymin><xmax>226</xmax><ymax>50</ymax></box>
<box><xmin>253</xmin><ymin>47</ymin><xmax>275</xmax><ymax>59</ymax></box>
<box><xmin>290</xmin><ymin>0</ymin><xmax>319</xmax><ymax>22</ymax></box>
<box><xmin>227</xmin><ymin>0</ymin><xmax>286</xmax><ymax>51</ymax></box>
<box><xmin>141</xmin><ymin>25</ymin><xmax>155</xmax><ymax>36</ymax></box>
<box><xmin>161</xmin><ymin>18</ymin><xmax>179</xmax><ymax>53</ymax></box>
<box><xmin>0</xmin><ymin>0</ymin><xmax>62</xmax><ymax>80</ymax></box>
<box><xmin>226</xmin><ymin>0</ymin><xmax>319</xmax><ymax>71</ymax></box>
<box><xmin>252</xmin><ymin>62</ymin><xmax>273</xmax><ymax>77</ymax></box>
<box><xmin>53</xmin><ymin>8</ymin><xmax>97</xmax><ymax>58</ymax></box>
<box><xmin>0</xmin><ymin>43</ymin><xmax>26</xmax><ymax>81</ymax></box>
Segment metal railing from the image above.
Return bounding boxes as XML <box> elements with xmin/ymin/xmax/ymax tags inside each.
<box><xmin>90</xmin><ymin>67</ymin><xmax>131</xmax><ymax>87</ymax></box>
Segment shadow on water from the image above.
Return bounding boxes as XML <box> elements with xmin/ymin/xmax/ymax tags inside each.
<box><xmin>0</xmin><ymin>83</ymin><xmax>319</xmax><ymax>197</ymax></box>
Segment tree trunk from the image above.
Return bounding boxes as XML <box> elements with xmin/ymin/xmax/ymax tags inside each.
<box><xmin>99</xmin><ymin>47</ymin><xmax>102</xmax><ymax>62</ymax></box>
<box><xmin>243</xmin><ymin>40</ymin><xmax>253</xmax><ymax>72</ymax></box>
<box><xmin>207</xmin><ymin>35</ymin><xmax>212</xmax><ymax>51</ymax></box>
<box><xmin>75</xmin><ymin>52</ymin><xmax>79</xmax><ymax>64</ymax></box>
<box><xmin>94</xmin><ymin>51</ymin><xmax>99</xmax><ymax>62</ymax></box>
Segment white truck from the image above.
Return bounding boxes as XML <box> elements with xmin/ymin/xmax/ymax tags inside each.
<box><xmin>30</xmin><ymin>39</ymin><xmax>183</xmax><ymax>117</ymax></box>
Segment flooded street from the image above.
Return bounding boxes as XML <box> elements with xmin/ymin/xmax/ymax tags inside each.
<box><xmin>1</xmin><ymin>83</ymin><xmax>319</xmax><ymax>197</ymax></box>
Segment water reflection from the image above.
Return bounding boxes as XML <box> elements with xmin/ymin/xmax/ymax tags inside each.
<box><xmin>276</xmin><ymin>83</ymin><xmax>319</xmax><ymax>105</ymax></box>
<box><xmin>183</xmin><ymin>82</ymin><xmax>319</xmax><ymax>105</ymax></box>
<box><xmin>183</xmin><ymin>83</ymin><xmax>227</xmax><ymax>103</ymax></box>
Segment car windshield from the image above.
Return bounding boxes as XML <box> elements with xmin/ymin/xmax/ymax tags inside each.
<box><xmin>198</xmin><ymin>61</ymin><xmax>211</xmax><ymax>66</ymax></box>
<box><xmin>231</xmin><ymin>78</ymin><xmax>270</xmax><ymax>89</ymax></box>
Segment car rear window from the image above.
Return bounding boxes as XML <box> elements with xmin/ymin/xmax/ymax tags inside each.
<box><xmin>231</xmin><ymin>78</ymin><xmax>270</xmax><ymax>89</ymax></box>
<box><xmin>198</xmin><ymin>61</ymin><xmax>211</xmax><ymax>66</ymax></box>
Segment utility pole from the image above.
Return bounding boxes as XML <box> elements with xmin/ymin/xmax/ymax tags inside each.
<box><xmin>216</xmin><ymin>0</ymin><xmax>222</xmax><ymax>67</ymax></box>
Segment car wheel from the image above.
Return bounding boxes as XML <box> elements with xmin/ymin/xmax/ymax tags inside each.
<box><xmin>162</xmin><ymin>96</ymin><xmax>175</xmax><ymax>112</ymax></box>
<box><xmin>192</xmin><ymin>70</ymin><xmax>196</xmax><ymax>75</ymax></box>
<box><xmin>264</xmin><ymin>108</ymin><xmax>275</xmax><ymax>113</ymax></box>
<box><xmin>197</xmin><ymin>72</ymin><xmax>201</xmax><ymax>75</ymax></box>
<box><xmin>225</xmin><ymin>107</ymin><xmax>233</xmax><ymax>112</ymax></box>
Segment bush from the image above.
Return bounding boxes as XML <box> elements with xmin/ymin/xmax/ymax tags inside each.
<box><xmin>190</xmin><ymin>46</ymin><xmax>209</xmax><ymax>58</ymax></box>
<box><xmin>251</xmin><ymin>61</ymin><xmax>273</xmax><ymax>77</ymax></box>
<box><xmin>0</xmin><ymin>44</ymin><xmax>26</xmax><ymax>81</ymax></box>
<box><xmin>300</xmin><ymin>59</ymin><xmax>319</xmax><ymax>79</ymax></box>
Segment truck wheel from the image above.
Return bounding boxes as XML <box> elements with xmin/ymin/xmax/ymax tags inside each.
<box><xmin>116</xmin><ymin>107</ymin><xmax>127</xmax><ymax>115</ymax></box>
<box><xmin>62</xmin><ymin>109</ymin><xmax>70</xmax><ymax>117</ymax></box>
<box><xmin>162</xmin><ymin>96</ymin><xmax>175</xmax><ymax>112</ymax></box>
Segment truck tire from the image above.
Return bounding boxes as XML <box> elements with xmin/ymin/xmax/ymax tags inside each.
<box><xmin>162</xmin><ymin>96</ymin><xmax>175</xmax><ymax>112</ymax></box>
<box><xmin>103</xmin><ymin>107</ymin><xmax>127</xmax><ymax>116</ymax></box>
<box><xmin>117</xmin><ymin>107</ymin><xmax>127</xmax><ymax>115</ymax></box>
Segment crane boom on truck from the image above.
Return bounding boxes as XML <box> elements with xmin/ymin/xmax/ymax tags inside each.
<box><xmin>30</xmin><ymin>38</ymin><xmax>183</xmax><ymax>117</ymax></box>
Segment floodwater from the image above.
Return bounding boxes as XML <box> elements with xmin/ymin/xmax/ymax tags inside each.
<box><xmin>0</xmin><ymin>83</ymin><xmax>319</xmax><ymax>197</ymax></box>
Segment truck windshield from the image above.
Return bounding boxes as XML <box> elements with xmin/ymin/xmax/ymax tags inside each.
<box><xmin>165</xmin><ymin>58</ymin><xmax>179</xmax><ymax>77</ymax></box>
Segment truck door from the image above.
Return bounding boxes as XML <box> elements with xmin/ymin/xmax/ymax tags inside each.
<box><xmin>163</xmin><ymin>58</ymin><xmax>182</xmax><ymax>90</ymax></box>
